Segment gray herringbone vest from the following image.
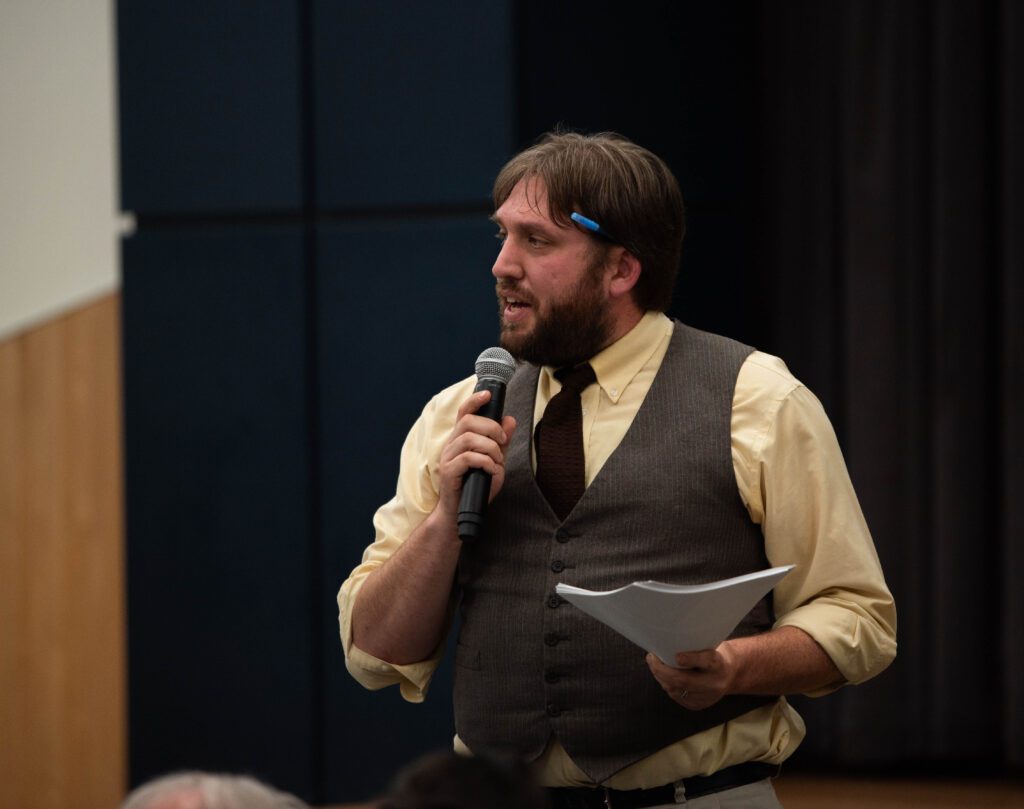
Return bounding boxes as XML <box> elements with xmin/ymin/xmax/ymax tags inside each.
<box><xmin>453</xmin><ymin>322</ymin><xmax>774</xmax><ymax>784</ymax></box>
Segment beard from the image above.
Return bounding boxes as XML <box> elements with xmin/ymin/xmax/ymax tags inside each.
<box><xmin>497</xmin><ymin>266</ymin><xmax>612</xmax><ymax>368</ymax></box>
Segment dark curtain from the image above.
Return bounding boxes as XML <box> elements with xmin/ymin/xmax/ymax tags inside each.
<box><xmin>757</xmin><ymin>0</ymin><xmax>1023</xmax><ymax>768</ymax></box>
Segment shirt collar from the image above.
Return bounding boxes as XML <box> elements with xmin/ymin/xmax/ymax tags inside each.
<box><xmin>540</xmin><ymin>311</ymin><xmax>673</xmax><ymax>404</ymax></box>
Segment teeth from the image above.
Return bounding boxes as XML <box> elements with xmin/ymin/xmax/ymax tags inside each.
<box><xmin>501</xmin><ymin>291</ymin><xmax>529</xmax><ymax>307</ymax></box>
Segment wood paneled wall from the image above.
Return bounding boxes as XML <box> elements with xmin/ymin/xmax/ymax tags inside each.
<box><xmin>0</xmin><ymin>294</ymin><xmax>126</xmax><ymax>809</ymax></box>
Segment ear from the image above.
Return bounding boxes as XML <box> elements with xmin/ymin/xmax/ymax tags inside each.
<box><xmin>606</xmin><ymin>247</ymin><xmax>642</xmax><ymax>300</ymax></box>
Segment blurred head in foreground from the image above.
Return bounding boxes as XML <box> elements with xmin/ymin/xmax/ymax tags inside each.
<box><xmin>377</xmin><ymin>750</ymin><xmax>547</xmax><ymax>809</ymax></box>
<box><xmin>120</xmin><ymin>771</ymin><xmax>309</xmax><ymax>809</ymax></box>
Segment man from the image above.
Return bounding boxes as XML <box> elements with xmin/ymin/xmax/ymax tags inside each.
<box><xmin>339</xmin><ymin>131</ymin><xmax>896</xmax><ymax>809</ymax></box>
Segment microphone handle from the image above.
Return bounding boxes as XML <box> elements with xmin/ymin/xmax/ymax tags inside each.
<box><xmin>457</xmin><ymin>378</ymin><xmax>507</xmax><ymax>541</ymax></box>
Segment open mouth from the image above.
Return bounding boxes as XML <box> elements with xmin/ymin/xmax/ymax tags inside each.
<box><xmin>498</xmin><ymin>288</ymin><xmax>534</xmax><ymax>321</ymax></box>
<box><xmin>502</xmin><ymin>297</ymin><xmax>533</xmax><ymax>324</ymax></box>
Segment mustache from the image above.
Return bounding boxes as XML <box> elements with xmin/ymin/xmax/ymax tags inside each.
<box><xmin>495</xmin><ymin>282</ymin><xmax>535</xmax><ymax>305</ymax></box>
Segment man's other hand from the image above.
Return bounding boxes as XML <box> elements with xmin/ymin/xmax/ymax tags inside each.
<box><xmin>645</xmin><ymin>646</ymin><xmax>738</xmax><ymax>710</ymax></box>
<box><xmin>645</xmin><ymin>626</ymin><xmax>845</xmax><ymax>710</ymax></box>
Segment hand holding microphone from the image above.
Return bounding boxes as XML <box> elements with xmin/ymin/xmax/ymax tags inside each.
<box><xmin>457</xmin><ymin>347</ymin><xmax>516</xmax><ymax>541</ymax></box>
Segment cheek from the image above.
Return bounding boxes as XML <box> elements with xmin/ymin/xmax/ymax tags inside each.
<box><xmin>538</xmin><ymin>266</ymin><xmax>576</xmax><ymax>295</ymax></box>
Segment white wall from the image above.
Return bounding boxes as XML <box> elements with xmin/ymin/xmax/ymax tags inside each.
<box><xmin>0</xmin><ymin>0</ymin><xmax>126</xmax><ymax>340</ymax></box>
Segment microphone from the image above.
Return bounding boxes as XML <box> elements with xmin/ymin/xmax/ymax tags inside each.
<box><xmin>457</xmin><ymin>347</ymin><xmax>516</xmax><ymax>541</ymax></box>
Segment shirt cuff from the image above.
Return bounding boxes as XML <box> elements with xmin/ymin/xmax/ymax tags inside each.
<box><xmin>774</xmin><ymin>599</ymin><xmax>897</xmax><ymax>697</ymax></box>
<box><xmin>338</xmin><ymin>574</ymin><xmax>445</xmax><ymax>703</ymax></box>
<box><xmin>343</xmin><ymin>641</ymin><xmax>440</xmax><ymax>703</ymax></box>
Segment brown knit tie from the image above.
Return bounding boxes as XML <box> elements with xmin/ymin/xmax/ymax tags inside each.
<box><xmin>535</xmin><ymin>363</ymin><xmax>597</xmax><ymax>521</ymax></box>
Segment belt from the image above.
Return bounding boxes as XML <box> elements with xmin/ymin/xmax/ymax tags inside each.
<box><xmin>545</xmin><ymin>761</ymin><xmax>779</xmax><ymax>808</ymax></box>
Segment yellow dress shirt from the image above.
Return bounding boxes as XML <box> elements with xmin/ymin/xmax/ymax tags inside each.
<box><xmin>338</xmin><ymin>311</ymin><xmax>896</xmax><ymax>789</ymax></box>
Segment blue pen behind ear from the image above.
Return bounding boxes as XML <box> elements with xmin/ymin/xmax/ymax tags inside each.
<box><xmin>571</xmin><ymin>212</ymin><xmax>602</xmax><ymax>233</ymax></box>
<box><xmin>571</xmin><ymin>211</ymin><xmax>617</xmax><ymax>243</ymax></box>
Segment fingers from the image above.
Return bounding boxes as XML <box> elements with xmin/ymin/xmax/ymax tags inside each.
<box><xmin>442</xmin><ymin>419</ymin><xmax>509</xmax><ymax>477</ymax></box>
<box><xmin>646</xmin><ymin>653</ymin><xmax>697</xmax><ymax>708</ymax></box>
<box><xmin>675</xmin><ymin>649</ymin><xmax>719</xmax><ymax>670</ymax></box>
<box><xmin>436</xmin><ymin>395</ymin><xmax>518</xmax><ymax>515</ymax></box>
<box><xmin>453</xmin><ymin>393</ymin><xmax>517</xmax><ymax>436</ymax></box>
<box><xmin>451</xmin><ymin>391</ymin><xmax>508</xmax><ymax>444</ymax></box>
<box><xmin>454</xmin><ymin>389</ymin><xmax>502</xmax><ymax>422</ymax></box>
<box><xmin>440</xmin><ymin>434</ymin><xmax>503</xmax><ymax>479</ymax></box>
<box><xmin>645</xmin><ymin>651</ymin><xmax>727</xmax><ymax>711</ymax></box>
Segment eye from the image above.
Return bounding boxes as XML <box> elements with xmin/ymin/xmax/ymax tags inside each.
<box><xmin>494</xmin><ymin>230</ymin><xmax>507</xmax><ymax>243</ymax></box>
<box><xmin>527</xmin><ymin>234</ymin><xmax>547</xmax><ymax>248</ymax></box>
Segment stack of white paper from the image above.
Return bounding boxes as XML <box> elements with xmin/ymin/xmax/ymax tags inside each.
<box><xmin>555</xmin><ymin>565</ymin><xmax>794</xmax><ymax>667</ymax></box>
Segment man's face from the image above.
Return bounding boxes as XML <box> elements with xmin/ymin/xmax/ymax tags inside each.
<box><xmin>491</xmin><ymin>177</ymin><xmax>612</xmax><ymax>367</ymax></box>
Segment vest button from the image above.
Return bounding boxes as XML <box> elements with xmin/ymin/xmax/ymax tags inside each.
<box><xmin>547</xmin><ymin>594</ymin><xmax>562</xmax><ymax>609</ymax></box>
<box><xmin>544</xmin><ymin>670</ymin><xmax>561</xmax><ymax>684</ymax></box>
<box><xmin>551</xmin><ymin>560</ymin><xmax>565</xmax><ymax>573</ymax></box>
<box><xmin>544</xmin><ymin>632</ymin><xmax>560</xmax><ymax>646</ymax></box>
<box><xmin>546</xmin><ymin>704</ymin><xmax>562</xmax><ymax>717</ymax></box>
<box><xmin>555</xmin><ymin>529</ymin><xmax>571</xmax><ymax>543</ymax></box>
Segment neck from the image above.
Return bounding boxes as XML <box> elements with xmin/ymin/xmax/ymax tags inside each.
<box><xmin>600</xmin><ymin>303</ymin><xmax>647</xmax><ymax>351</ymax></box>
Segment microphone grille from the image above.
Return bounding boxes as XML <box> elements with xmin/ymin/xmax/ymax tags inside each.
<box><xmin>474</xmin><ymin>347</ymin><xmax>516</xmax><ymax>383</ymax></box>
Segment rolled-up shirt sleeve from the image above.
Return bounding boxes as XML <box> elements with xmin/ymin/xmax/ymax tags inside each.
<box><xmin>338</xmin><ymin>377</ymin><xmax>475</xmax><ymax>702</ymax></box>
<box><xmin>733</xmin><ymin>354</ymin><xmax>897</xmax><ymax>694</ymax></box>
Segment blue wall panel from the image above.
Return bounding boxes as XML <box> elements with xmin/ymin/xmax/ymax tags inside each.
<box><xmin>118</xmin><ymin>1</ymin><xmax>303</xmax><ymax>213</ymax></box>
<box><xmin>123</xmin><ymin>225</ymin><xmax>314</xmax><ymax>797</ymax></box>
<box><xmin>313</xmin><ymin>0</ymin><xmax>514</xmax><ymax>208</ymax></box>
<box><xmin>317</xmin><ymin>216</ymin><xmax>498</xmax><ymax>800</ymax></box>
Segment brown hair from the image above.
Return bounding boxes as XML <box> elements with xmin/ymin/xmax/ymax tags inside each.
<box><xmin>492</xmin><ymin>131</ymin><xmax>685</xmax><ymax>312</ymax></box>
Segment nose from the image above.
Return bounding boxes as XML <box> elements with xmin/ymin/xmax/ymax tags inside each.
<box><xmin>492</xmin><ymin>237</ymin><xmax>522</xmax><ymax>281</ymax></box>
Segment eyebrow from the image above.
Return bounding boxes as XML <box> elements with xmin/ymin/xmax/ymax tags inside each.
<box><xmin>490</xmin><ymin>213</ymin><xmax>562</xmax><ymax>238</ymax></box>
